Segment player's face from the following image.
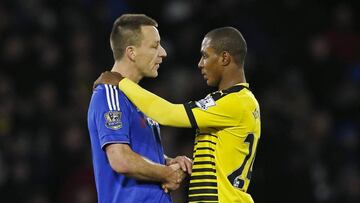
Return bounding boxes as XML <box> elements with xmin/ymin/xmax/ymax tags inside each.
<box><xmin>134</xmin><ymin>26</ymin><xmax>167</xmax><ymax>78</ymax></box>
<box><xmin>198</xmin><ymin>37</ymin><xmax>223</xmax><ymax>87</ymax></box>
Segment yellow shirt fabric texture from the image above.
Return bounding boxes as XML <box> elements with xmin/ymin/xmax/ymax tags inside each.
<box><xmin>118</xmin><ymin>79</ymin><xmax>261</xmax><ymax>203</ymax></box>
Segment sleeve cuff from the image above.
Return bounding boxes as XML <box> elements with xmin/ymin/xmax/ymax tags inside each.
<box><xmin>100</xmin><ymin>134</ymin><xmax>130</xmax><ymax>150</ymax></box>
<box><xmin>183</xmin><ymin>102</ymin><xmax>198</xmax><ymax>130</ymax></box>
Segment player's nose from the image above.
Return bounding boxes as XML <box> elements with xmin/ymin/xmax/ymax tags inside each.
<box><xmin>159</xmin><ymin>44</ymin><xmax>167</xmax><ymax>58</ymax></box>
<box><xmin>198</xmin><ymin>57</ymin><xmax>204</xmax><ymax>69</ymax></box>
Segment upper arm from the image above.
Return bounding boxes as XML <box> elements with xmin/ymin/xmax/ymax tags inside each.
<box><xmin>91</xmin><ymin>85</ymin><xmax>131</xmax><ymax>149</ymax></box>
<box><xmin>118</xmin><ymin>78</ymin><xmax>191</xmax><ymax>127</ymax></box>
<box><xmin>105</xmin><ymin>143</ymin><xmax>132</xmax><ymax>173</ymax></box>
<box><xmin>184</xmin><ymin>94</ymin><xmax>243</xmax><ymax>129</ymax></box>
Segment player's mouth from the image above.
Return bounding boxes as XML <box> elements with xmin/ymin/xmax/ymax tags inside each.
<box><xmin>201</xmin><ymin>72</ymin><xmax>207</xmax><ymax>79</ymax></box>
<box><xmin>155</xmin><ymin>60</ymin><xmax>162</xmax><ymax>68</ymax></box>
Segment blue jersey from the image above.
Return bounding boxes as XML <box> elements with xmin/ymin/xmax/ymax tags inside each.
<box><xmin>87</xmin><ymin>84</ymin><xmax>172</xmax><ymax>203</ymax></box>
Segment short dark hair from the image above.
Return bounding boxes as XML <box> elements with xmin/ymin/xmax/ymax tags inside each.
<box><xmin>205</xmin><ymin>27</ymin><xmax>247</xmax><ymax>65</ymax></box>
<box><xmin>110</xmin><ymin>14</ymin><xmax>158</xmax><ymax>60</ymax></box>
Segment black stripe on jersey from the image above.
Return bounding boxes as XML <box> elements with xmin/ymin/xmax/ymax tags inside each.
<box><xmin>211</xmin><ymin>85</ymin><xmax>248</xmax><ymax>101</ymax></box>
<box><xmin>224</xmin><ymin>84</ymin><xmax>248</xmax><ymax>93</ymax></box>
<box><xmin>194</xmin><ymin>161</ymin><xmax>215</xmax><ymax>166</ymax></box>
<box><xmin>188</xmin><ymin>189</ymin><xmax>218</xmax><ymax>195</ymax></box>
<box><xmin>192</xmin><ymin>168</ymin><xmax>216</xmax><ymax>173</ymax></box>
<box><xmin>196</xmin><ymin>133</ymin><xmax>218</xmax><ymax>138</ymax></box>
<box><xmin>191</xmin><ymin>175</ymin><xmax>217</xmax><ymax>180</ymax></box>
<box><xmin>194</xmin><ymin>147</ymin><xmax>215</xmax><ymax>153</ymax></box>
<box><xmin>194</xmin><ymin>154</ymin><xmax>215</xmax><ymax>159</ymax></box>
<box><xmin>197</xmin><ymin>140</ymin><xmax>216</xmax><ymax>145</ymax></box>
<box><xmin>188</xmin><ymin>195</ymin><xmax>218</xmax><ymax>202</ymax></box>
<box><xmin>189</xmin><ymin>182</ymin><xmax>217</xmax><ymax>188</ymax></box>
<box><xmin>183</xmin><ymin>103</ymin><xmax>198</xmax><ymax>129</ymax></box>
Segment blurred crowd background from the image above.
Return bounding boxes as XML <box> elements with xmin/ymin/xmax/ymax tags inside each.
<box><xmin>0</xmin><ymin>0</ymin><xmax>359</xmax><ymax>202</ymax></box>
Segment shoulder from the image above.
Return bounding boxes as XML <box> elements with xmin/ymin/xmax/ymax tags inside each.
<box><xmin>92</xmin><ymin>84</ymin><xmax>128</xmax><ymax>108</ymax></box>
<box><xmin>215</xmin><ymin>85</ymin><xmax>258</xmax><ymax>110</ymax></box>
<box><xmin>211</xmin><ymin>85</ymin><xmax>249</xmax><ymax>102</ymax></box>
<box><xmin>93</xmin><ymin>84</ymin><xmax>126</xmax><ymax>98</ymax></box>
<box><xmin>94</xmin><ymin>84</ymin><xmax>119</xmax><ymax>94</ymax></box>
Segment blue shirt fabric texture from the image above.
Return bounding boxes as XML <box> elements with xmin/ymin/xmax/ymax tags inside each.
<box><xmin>87</xmin><ymin>84</ymin><xmax>171</xmax><ymax>203</ymax></box>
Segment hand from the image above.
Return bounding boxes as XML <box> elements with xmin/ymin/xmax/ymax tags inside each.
<box><xmin>93</xmin><ymin>71</ymin><xmax>124</xmax><ymax>89</ymax></box>
<box><xmin>162</xmin><ymin>163</ymin><xmax>185</xmax><ymax>193</ymax></box>
<box><xmin>166</xmin><ymin>156</ymin><xmax>193</xmax><ymax>175</ymax></box>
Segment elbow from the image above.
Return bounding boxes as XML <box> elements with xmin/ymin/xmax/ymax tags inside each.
<box><xmin>155</xmin><ymin>114</ymin><xmax>188</xmax><ymax>127</ymax></box>
<box><xmin>105</xmin><ymin>143</ymin><xmax>134</xmax><ymax>174</ymax></box>
<box><xmin>157</xmin><ymin>117</ymin><xmax>177</xmax><ymax>127</ymax></box>
<box><xmin>109</xmin><ymin>159</ymin><xmax>131</xmax><ymax>174</ymax></box>
<box><xmin>152</xmin><ymin>107</ymin><xmax>176</xmax><ymax>126</ymax></box>
<box><xmin>156</xmin><ymin>117</ymin><xmax>169</xmax><ymax>126</ymax></box>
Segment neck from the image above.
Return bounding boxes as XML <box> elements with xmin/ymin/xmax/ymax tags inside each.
<box><xmin>111</xmin><ymin>60</ymin><xmax>142</xmax><ymax>83</ymax></box>
<box><xmin>218</xmin><ymin>65</ymin><xmax>246</xmax><ymax>90</ymax></box>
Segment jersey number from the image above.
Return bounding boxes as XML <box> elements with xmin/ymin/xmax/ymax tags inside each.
<box><xmin>227</xmin><ymin>133</ymin><xmax>256</xmax><ymax>189</ymax></box>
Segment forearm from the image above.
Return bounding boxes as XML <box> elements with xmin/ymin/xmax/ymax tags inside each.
<box><xmin>119</xmin><ymin>79</ymin><xmax>191</xmax><ymax>127</ymax></box>
<box><xmin>119</xmin><ymin>149</ymin><xmax>169</xmax><ymax>182</ymax></box>
<box><xmin>121</xmin><ymin>151</ymin><xmax>184</xmax><ymax>191</ymax></box>
<box><xmin>106</xmin><ymin>144</ymin><xmax>169</xmax><ymax>182</ymax></box>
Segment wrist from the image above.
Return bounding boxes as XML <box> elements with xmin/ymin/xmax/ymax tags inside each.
<box><xmin>160</xmin><ymin>165</ymin><xmax>172</xmax><ymax>182</ymax></box>
<box><xmin>165</xmin><ymin>157</ymin><xmax>173</xmax><ymax>166</ymax></box>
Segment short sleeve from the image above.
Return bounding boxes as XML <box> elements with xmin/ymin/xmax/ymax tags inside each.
<box><xmin>92</xmin><ymin>84</ymin><xmax>131</xmax><ymax>149</ymax></box>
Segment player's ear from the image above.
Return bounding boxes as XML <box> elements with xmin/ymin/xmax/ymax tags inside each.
<box><xmin>125</xmin><ymin>46</ymin><xmax>136</xmax><ymax>61</ymax></box>
<box><xmin>219</xmin><ymin>51</ymin><xmax>231</xmax><ymax>66</ymax></box>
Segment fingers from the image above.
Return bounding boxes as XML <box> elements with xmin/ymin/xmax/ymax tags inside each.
<box><xmin>177</xmin><ymin>169</ymin><xmax>186</xmax><ymax>182</ymax></box>
<box><xmin>162</xmin><ymin>182</ymin><xmax>179</xmax><ymax>192</ymax></box>
<box><xmin>93</xmin><ymin>71</ymin><xmax>124</xmax><ymax>88</ymax></box>
<box><xmin>162</xmin><ymin>184</ymin><xmax>169</xmax><ymax>193</ymax></box>
<box><xmin>176</xmin><ymin>169</ymin><xmax>183</xmax><ymax>183</ymax></box>
<box><xmin>110</xmin><ymin>71</ymin><xmax>123</xmax><ymax>78</ymax></box>
<box><xmin>166</xmin><ymin>159</ymin><xmax>175</xmax><ymax>166</ymax></box>
<box><xmin>172</xmin><ymin>156</ymin><xmax>193</xmax><ymax>174</ymax></box>
<box><xmin>179</xmin><ymin>159</ymin><xmax>187</xmax><ymax>172</ymax></box>
<box><xmin>162</xmin><ymin>164</ymin><xmax>184</xmax><ymax>192</ymax></box>
<box><xmin>93</xmin><ymin>73</ymin><xmax>103</xmax><ymax>89</ymax></box>
<box><xmin>169</xmin><ymin>163</ymin><xmax>180</xmax><ymax>171</ymax></box>
<box><xmin>183</xmin><ymin>156</ymin><xmax>193</xmax><ymax>174</ymax></box>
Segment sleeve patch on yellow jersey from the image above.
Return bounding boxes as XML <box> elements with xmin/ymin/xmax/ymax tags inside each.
<box><xmin>252</xmin><ymin>108</ymin><xmax>260</xmax><ymax>119</ymax></box>
<box><xmin>195</xmin><ymin>95</ymin><xmax>216</xmax><ymax>110</ymax></box>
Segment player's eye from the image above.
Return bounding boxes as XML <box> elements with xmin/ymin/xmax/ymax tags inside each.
<box><xmin>153</xmin><ymin>43</ymin><xmax>160</xmax><ymax>49</ymax></box>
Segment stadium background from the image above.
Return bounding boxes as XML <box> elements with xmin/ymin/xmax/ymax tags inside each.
<box><xmin>0</xmin><ymin>0</ymin><xmax>359</xmax><ymax>202</ymax></box>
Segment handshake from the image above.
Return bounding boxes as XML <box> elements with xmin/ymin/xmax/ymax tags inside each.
<box><xmin>162</xmin><ymin>156</ymin><xmax>193</xmax><ymax>193</ymax></box>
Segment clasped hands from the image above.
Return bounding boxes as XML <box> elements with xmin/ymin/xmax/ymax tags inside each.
<box><xmin>162</xmin><ymin>156</ymin><xmax>193</xmax><ymax>193</ymax></box>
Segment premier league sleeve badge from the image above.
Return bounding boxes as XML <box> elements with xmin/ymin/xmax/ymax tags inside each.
<box><xmin>104</xmin><ymin>110</ymin><xmax>122</xmax><ymax>130</ymax></box>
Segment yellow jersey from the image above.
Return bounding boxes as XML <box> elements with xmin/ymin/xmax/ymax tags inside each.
<box><xmin>184</xmin><ymin>84</ymin><xmax>261</xmax><ymax>203</ymax></box>
<box><xmin>117</xmin><ymin>79</ymin><xmax>261</xmax><ymax>203</ymax></box>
